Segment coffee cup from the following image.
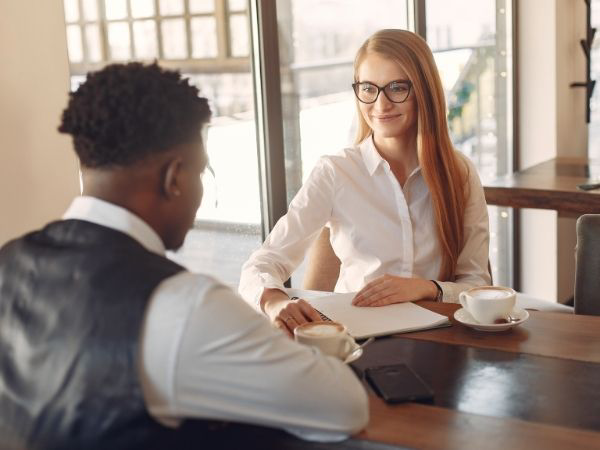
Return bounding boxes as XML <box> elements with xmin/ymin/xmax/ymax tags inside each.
<box><xmin>294</xmin><ymin>321</ymin><xmax>355</xmax><ymax>360</ymax></box>
<box><xmin>459</xmin><ymin>286</ymin><xmax>516</xmax><ymax>325</ymax></box>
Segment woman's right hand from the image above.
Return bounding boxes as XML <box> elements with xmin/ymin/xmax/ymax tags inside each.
<box><xmin>262</xmin><ymin>288</ymin><xmax>322</xmax><ymax>337</ymax></box>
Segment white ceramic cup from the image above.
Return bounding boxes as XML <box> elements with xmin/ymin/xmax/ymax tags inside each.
<box><xmin>458</xmin><ymin>286</ymin><xmax>516</xmax><ymax>325</ymax></box>
<box><xmin>294</xmin><ymin>321</ymin><xmax>355</xmax><ymax>360</ymax></box>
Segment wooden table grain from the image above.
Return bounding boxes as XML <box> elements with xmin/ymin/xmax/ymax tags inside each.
<box><xmin>349</xmin><ymin>302</ymin><xmax>600</xmax><ymax>449</ymax></box>
<box><xmin>483</xmin><ymin>157</ymin><xmax>600</xmax><ymax>214</ymax></box>
<box><xmin>200</xmin><ymin>302</ymin><xmax>600</xmax><ymax>450</ymax></box>
<box><xmin>360</xmin><ymin>398</ymin><xmax>600</xmax><ymax>450</ymax></box>
<box><xmin>406</xmin><ymin>301</ymin><xmax>600</xmax><ymax>363</ymax></box>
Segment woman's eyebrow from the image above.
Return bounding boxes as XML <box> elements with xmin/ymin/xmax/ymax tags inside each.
<box><xmin>356</xmin><ymin>78</ymin><xmax>411</xmax><ymax>86</ymax></box>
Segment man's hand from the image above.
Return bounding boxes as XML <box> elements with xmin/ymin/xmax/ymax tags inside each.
<box><xmin>352</xmin><ymin>275</ymin><xmax>437</xmax><ymax>307</ymax></box>
<box><xmin>261</xmin><ymin>288</ymin><xmax>322</xmax><ymax>337</ymax></box>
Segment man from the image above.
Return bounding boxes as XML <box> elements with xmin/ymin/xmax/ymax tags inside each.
<box><xmin>0</xmin><ymin>63</ymin><xmax>368</xmax><ymax>449</ymax></box>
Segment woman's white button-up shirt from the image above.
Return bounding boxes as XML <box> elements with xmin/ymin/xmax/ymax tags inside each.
<box><xmin>239</xmin><ymin>136</ymin><xmax>491</xmax><ymax>306</ymax></box>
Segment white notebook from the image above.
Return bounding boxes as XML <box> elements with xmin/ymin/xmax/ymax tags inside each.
<box><xmin>290</xmin><ymin>290</ymin><xmax>450</xmax><ymax>339</ymax></box>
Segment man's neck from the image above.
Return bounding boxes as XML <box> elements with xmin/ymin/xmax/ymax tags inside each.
<box><xmin>81</xmin><ymin>169</ymin><xmax>166</xmax><ymax>248</ymax></box>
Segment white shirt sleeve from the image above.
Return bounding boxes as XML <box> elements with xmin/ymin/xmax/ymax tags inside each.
<box><xmin>238</xmin><ymin>158</ymin><xmax>336</xmax><ymax>309</ymax></box>
<box><xmin>139</xmin><ymin>271</ymin><xmax>368</xmax><ymax>441</ymax></box>
<box><xmin>438</xmin><ymin>155</ymin><xmax>491</xmax><ymax>302</ymax></box>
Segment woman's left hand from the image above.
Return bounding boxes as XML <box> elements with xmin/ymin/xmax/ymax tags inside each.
<box><xmin>352</xmin><ymin>275</ymin><xmax>437</xmax><ymax>307</ymax></box>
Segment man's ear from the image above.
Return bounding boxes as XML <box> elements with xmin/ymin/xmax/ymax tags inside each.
<box><xmin>162</xmin><ymin>156</ymin><xmax>183</xmax><ymax>199</ymax></box>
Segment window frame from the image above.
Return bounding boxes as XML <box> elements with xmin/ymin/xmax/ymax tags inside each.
<box><xmin>249</xmin><ymin>0</ymin><xmax>518</xmax><ymax>287</ymax></box>
<box><xmin>61</xmin><ymin>0</ymin><xmax>519</xmax><ymax>287</ymax></box>
<box><xmin>64</xmin><ymin>0</ymin><xmax>250</xmax><ymax>76</ymax></box>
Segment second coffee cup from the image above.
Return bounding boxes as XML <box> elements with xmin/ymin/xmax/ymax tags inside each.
<box><xmin>459</xmin><ymin>286</ymin><xmax>516</xmax><ymax>325</ymax></box>
<box><xmin>294</xmin><ymin>321</ymin><xmax>355</xmax><ymax>360</ymax></box>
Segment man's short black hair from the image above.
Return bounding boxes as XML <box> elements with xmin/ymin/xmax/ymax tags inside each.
<box><xmin>58</xmin><ymin>62</ymin><xmax>211</xmax><ymax>168</ymax></box>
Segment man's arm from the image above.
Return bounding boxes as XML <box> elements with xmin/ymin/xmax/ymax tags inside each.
<box><xmin>139</xmin><ymin>272</ymin><xmax>368</xmax><ymax>441</ymax></box>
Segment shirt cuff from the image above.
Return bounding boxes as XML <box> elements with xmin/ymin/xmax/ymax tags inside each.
<box><xmin>436</xmin><ymin>281</ymin><xmax>459</xmax><ymax>303</ymax></box>
<box><xmin>437</xmin><ymin>281</ymin><xmax>484</xmax><ymax>303</ymax></box>
<box><xmin>252</xmin><ymin>274</ymin><xmax>288</xmax><ymax>311</ymax></box>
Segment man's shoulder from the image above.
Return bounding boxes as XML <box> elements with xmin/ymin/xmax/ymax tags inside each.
<box><xmin>163</xmin><ymin>271</ymin><xmax>223</xmax><ymax>289</ymax></box>
<box><xmin>0</xmin><ymin>220</ymin><xmax>186</xmax><ymax>292</ymax></box>
<box><xmin>147</xmin><ymin>271</ymin><xmax>246</xmax><ymax>327</ymax></box>
<box><xmin>0</xmin><ymin>226</ymin><xmax>46</xmax><ymax>256</ymax></box>
<box><xmin>153</xmin><ymin>271</ymin><xmax>234</xmax><ymax>305</ymax></box>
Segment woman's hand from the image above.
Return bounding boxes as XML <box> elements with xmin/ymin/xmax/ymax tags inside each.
<box><xmin>272</xmin><ymin>299</ymin><xmax>323</xmax><ymax>338</ymax></box>
<box><xmin>352</xmin><ymin>275</ymin><xmax>438</xmax><ymax>307</ymax></box>
<box><xmin>262</xmin><ymin>289</ymin><xmax>322</xmax><ymax>337</ymax></box>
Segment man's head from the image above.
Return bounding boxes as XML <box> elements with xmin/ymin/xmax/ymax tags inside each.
<box><xmin>58</xmin><ymin>62</ymin><xmax>211</xmax><ymax>250</ymax></box>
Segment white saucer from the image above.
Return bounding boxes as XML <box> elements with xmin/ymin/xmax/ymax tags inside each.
<box><xmin>454</xmin><ymin>307</ymin><xmax>529</xmax><ymax>332</ymax></box>
<box><xmin>344</xmin><ymin>344</ymin><xmax>363</xmax><ymax>364</ymax></box>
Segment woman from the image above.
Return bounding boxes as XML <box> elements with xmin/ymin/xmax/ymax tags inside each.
<box><xmin>239</xmin><ymin>29</ymin><xmax>490</xmax><ymax>336</ymax></box>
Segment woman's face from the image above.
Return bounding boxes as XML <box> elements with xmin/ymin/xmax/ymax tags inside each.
<box><xmin>356</xmin><ymin>52</ymin><xmax>417</xmax><ymax>140</ymax></box>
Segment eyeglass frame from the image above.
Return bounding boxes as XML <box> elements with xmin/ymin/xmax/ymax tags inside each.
<box><xmin>351</xmin><ymin>79</ymin><xmax>413</xmax><ymax>104</ymax></box>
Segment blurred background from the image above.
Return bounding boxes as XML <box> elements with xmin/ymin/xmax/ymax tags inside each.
<box><xmin>2</xmin><ymin>0</ymin><xmax>594</xmax><ymax>302</ymax></box>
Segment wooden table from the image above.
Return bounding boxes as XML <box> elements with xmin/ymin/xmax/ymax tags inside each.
<box><xmin>205</xmin><ymin>302</ymin><xmax>600</xmax><ymax>450</ymax></box>
<box><xmin>483</xmin><ymin>157</ymin><xmax>600</xmax><ymax>215</ymax></box>
<box><xmin>351</xmin><ymin>301</ymin><xmax>600</xmax><ymax>449</ymax></box>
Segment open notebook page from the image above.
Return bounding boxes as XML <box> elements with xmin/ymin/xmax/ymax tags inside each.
<box><xmin>298</xmin><ymin>291</ymin><xmax>450</xmax><ymax>339</ymax></box>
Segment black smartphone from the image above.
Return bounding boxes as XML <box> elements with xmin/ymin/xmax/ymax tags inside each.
<box><xmin>365</xmin><ymin>364</ymin><xmax>434</xmax><ymax>404</ymax></box>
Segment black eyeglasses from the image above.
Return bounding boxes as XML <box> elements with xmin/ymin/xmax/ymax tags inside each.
<box><xmin>352</xmin><ymin>80</ymin><xmax>412</xmax><ymax>104</ymax></box>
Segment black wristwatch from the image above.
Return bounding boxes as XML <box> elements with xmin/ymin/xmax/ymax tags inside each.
<box><xmin>430</xmin><ymin>280</ymin><xmax>443</xmax><ymax>302</ymax></box>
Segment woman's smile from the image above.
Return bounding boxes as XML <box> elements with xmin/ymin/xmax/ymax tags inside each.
<box><xmin>370</xmin><ymin>113</ymin><xmax>403</xmax><ymax>122</ymax></box>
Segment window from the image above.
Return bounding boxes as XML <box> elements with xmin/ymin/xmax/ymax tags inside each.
<box><xmin>63</xmin><ymin>0</ymin><xmax>261</xmax><ymax>287</ymax></box>
<box><xmin>275</xmin><ymin>0</ymin><xmax>410</xmax><ymax>285</ymax></box>
<box><xmin>63</xmin><ymin>0</ymin><xmax>249</xmax><ymax>75</ymax></box>
<box><xmin>62</xmin><ymin>0</ymin><xmax>516</xmax><ymax>289</ymax></box>
<box><xmin>426</xmin><ymin>0</ymin><xmax>514</xmax><ymax>286</ymax></box>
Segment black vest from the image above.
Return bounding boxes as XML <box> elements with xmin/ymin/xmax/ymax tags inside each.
<box><xmin>0</xmin><ymin>220</ymin><xmax>188</xmax><ymax>449</ymax></box>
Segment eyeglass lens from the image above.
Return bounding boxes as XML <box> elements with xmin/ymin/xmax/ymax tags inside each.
<box><xmin>354</xmin><ymin>81</ymin><xmax>411</xmax><ymax>103</ymax></box>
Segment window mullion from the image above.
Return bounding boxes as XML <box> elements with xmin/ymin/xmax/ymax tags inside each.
<box><xmin>78</xmin><ymin>0</ymin><xmax>89</xmax><ymax>63</ymax></box>
<box><xmin>413</xmin><ymin>0</ymin><xmax>427</xmax><ymax>39</ymax></box>
<box><xmin>248</xmin><ymin>0</ymin><xmax>288</xmax><ymax>240</ymax></box>
<box><xmin>98</xmin><ymin>0</ymin><xmax>110</xmax><ymax>62</ymax></box>
<box><xmin>215</xmin><ymin>0</ymin><xmax>230</xmax><ymax>61</ymax></box>
<box><xmin>184</xmin><ymin>0</ymin><xmax>193</xmax><ymax>59</ymax></box>
<box><xmin>154</xmin><ymin>0</ymin><xmax>164</xmax><ymax>59</ymax></box>
<box><xmin>126</xmin><ymin>0</ymin><xmax>135</xmax><ymax>59</ymax></box>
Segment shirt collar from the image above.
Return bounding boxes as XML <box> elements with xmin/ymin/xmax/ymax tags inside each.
<box><xmin>359</xmin><ymin>135</ymin><xmax>422</xmax><ymax>179</ymax></box>
<box><xmin>63</xmin><ymin>196</ymin><xmax>166</xmax><ymax>256</ymax></box>
<box><xmin>360</xmin><ymin>135</ymin><xmax>386</xmax><ymax>176</ymax></box>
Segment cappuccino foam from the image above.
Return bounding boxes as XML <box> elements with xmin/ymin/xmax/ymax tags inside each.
<box><xmin>470</xmin><ymin>288</ymin><xmax>513</xmax><ymax>300</ymax></box>
<box><xmin>299</xmin><ymin>323</ymin><xmax>343</xmax><ymax>337</ymax></box>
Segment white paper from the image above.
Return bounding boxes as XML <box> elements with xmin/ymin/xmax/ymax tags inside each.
<box><xmin>296</xmin><ymin>291</ymin><xmax>450</xmax><ymax>339</ymax></box>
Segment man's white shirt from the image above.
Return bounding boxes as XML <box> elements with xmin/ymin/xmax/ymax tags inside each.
<box><xmin>63</xmin><ymin>196</ymin><xmax>368</xmax><ymax>441</ymax></box>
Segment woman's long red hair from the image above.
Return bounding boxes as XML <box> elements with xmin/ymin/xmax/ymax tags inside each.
<box><xmin>354</xmin><ymin>29</ymin><xmax>468</xmax><ymax>281</ymax></box>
